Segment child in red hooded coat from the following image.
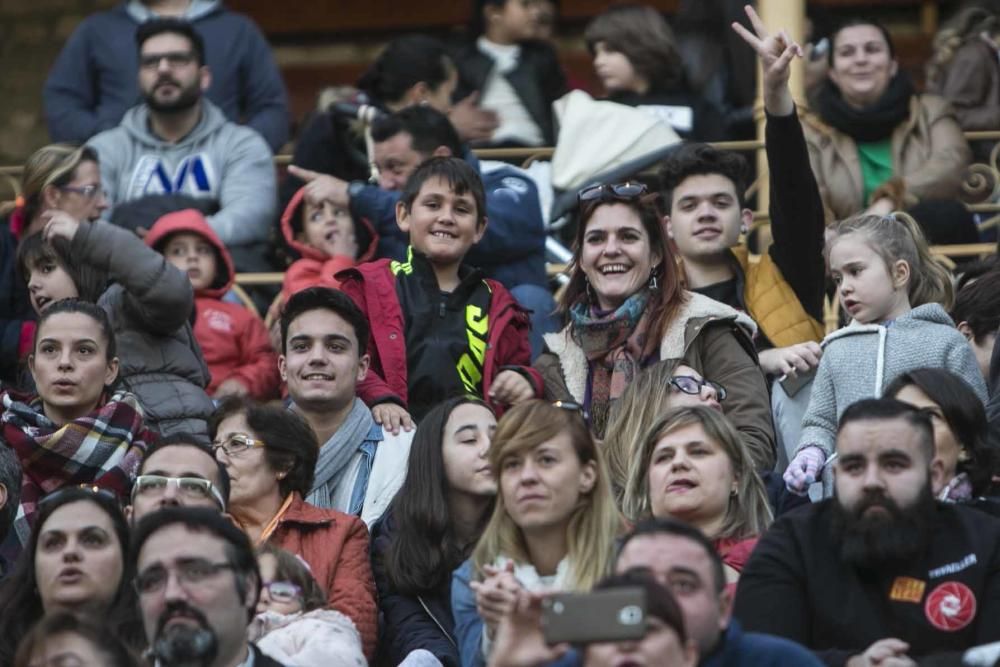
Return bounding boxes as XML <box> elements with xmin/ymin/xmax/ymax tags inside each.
<box><xmin>146</xmin><ymin>209</ymin><xmax>280</xmax><ymax>400</ymax></box>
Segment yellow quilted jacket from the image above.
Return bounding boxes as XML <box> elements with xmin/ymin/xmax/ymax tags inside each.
<box><xmin>730</xmin><ymin>246</ymin><xmax>825</xmax><ymax>347</ymax></box>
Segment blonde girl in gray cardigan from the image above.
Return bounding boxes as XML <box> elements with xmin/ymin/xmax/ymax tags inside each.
<box><xmin>784</xmin><ymin>212</ymin><xmax>988</xmax><ymax>494</ymax></box>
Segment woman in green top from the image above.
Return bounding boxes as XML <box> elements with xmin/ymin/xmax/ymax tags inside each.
<box><xmin>802</xmin><ymin>18</ymin><xmax>973</xmax><ymax>243</ymax></box>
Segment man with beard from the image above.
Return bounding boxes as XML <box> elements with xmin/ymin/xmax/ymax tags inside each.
<box><xmin>87</xmin><ymin>17</ymin><xmax>276</xmax><ymax>272</ymax></box>
<box><xmin>131</xmin><ymin>507</ymin><xmax>287</xmax><ymax>666</ymax></box>
<box><xmin>734</xmin><ymin>398</ymin><xmax>1000</xmax><ymax>666</ymax></box>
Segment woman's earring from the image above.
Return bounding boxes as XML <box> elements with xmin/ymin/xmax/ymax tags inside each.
<box><xmin>585</xmin><ymin>275</ymin><xmax>597</xmax><ymax>303</ymax></box>
<box><xmin>648</xmin><ymin>266</ymin><xmax>659</xmax><ymax>291</ymax></box>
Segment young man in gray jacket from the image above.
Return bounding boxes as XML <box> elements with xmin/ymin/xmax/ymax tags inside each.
<box><xmin>87</xmin><ymin>17</ymin><xmax>276</xmax><ymax>272</ymax></box>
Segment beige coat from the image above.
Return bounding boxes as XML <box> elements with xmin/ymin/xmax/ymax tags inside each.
<box><xmin>802</xmin><ymin>94</ymin><xmax>972</xmax><ymax>222</ymax></box>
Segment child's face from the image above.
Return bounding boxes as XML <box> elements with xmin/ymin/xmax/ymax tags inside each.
<box><xmin>396</xmin><ymin>176</ymin><xmax>485</xmax><ymax>269</ymax></box>
<box><xmin>256</xmin><ymin>554</ymin><xmax>305</xmax><ymax>616</ymax></box>
<box><xmin>300</xmin><ymin>201</ymin><xmax>357</xmax><ymax>258</ymax></box>
<box><xmin>27</xmin><ymin>258</ymin><xmax>80</xmax><ymax>314</ymax></box>
<box><xmin>592</xmin><ymin>42</ymin><xmax>645</xmax><ymax>94</ymax></box>
<box><xmin>829</xmin><ymin>234</ymin><xmax>909</xmax><ymax>324</ymax></box>
<box><xmin>163</xmin><ymin>232</ymin><xmax>218</xmax><ymax>292</ymax></box>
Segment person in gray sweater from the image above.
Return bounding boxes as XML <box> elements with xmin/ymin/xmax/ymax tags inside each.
<box><xmin>87</xmin><ymin>18</ymin><xmax>276</xmax><ymax>272</ymax></box>
<box><xmin>785</xmin><ymin>212</ymin><xmax>988</xmax><ymax>494</ymax></box>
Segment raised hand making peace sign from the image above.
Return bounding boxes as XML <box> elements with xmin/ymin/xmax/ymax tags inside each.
<box><xmin>731</xmin><ymin>4</ymin><xmax>803</xmax><ymax>116</ymax></box>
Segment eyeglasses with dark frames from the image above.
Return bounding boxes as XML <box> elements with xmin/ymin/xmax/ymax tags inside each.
<box><xmin>134</xmin><ymin>558</ymin><xmax>236</xmax><ymax>596</ymax></box>
<box><xmin>38</xmin><ymin>484</ymin><xmax>120</xmax><ymax>511</ymax></box>
<box><xmin>669</xmin><ymin>376</ymin><xmax>728</xmax><ymax>401</ymax></box>
<box><xmin>577</xmin><ymin>181</ymin><xmax>649</xmax><ymax>205</ymax></box>
<box><xmin>552</xmin><ymin>400</ymin><xmax>590</xmax><ymax>421</ymax></box>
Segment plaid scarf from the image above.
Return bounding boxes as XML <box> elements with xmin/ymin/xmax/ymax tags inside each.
<box><xmin>2</xmin><ymin>390</ymin><xmax>153</xmax><ymax>547</ymax></box>
<box><xmin>570</xmin><ymin>290</ymin><xmax>651</xmax><ymax>437</ymax></box>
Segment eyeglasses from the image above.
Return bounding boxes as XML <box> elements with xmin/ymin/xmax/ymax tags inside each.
<box><xmin>261</xmin><ymin>580</ymin><xmax>303</xmax><ymax>603</ymax></box>
<box><xmin>211</xmin><ymin>433</ymin><xmax>266</xmax><ymax>457</ymax></box>
<box><xmin>139</xmin><ymin>51</ymin><xmax>196</xmax><ymax>69</ymax></box>
<box><xmin>38</xmin><ymin>484</ymin><xmax>119</xmax><ymax>511</ymax></box>
<box><xmin>132</xmin><ymin>475</ymin><xmax>226</xmax><ymax>509</ymax></box>
<box><xmin>58</xmin><ymin>184</ymin><xmax>105</xmax><ymax>200</ymax></box>
<box><xmin>552</xmin><ymin>400</ymin><xmax>590</xmax><ymax>421</ymax></box>
<box><xmin>670</xmin><ymin>376</ymin><xmax>728</xmax><ymax>401</ymax></box>
<box><xmin>577</xmin><ymin>181</ymin><xmax>648</xmax><ymax>204</ymax></box>
<box><xmin>135</xmin><ymin>558</ymin><xmax>235</xmax><ymax>596</ymax></box>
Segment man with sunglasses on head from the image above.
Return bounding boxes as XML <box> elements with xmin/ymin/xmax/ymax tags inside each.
<box><xmin>127</xmin><ymin>434</ymin><xmax>230</xmax><ymax>524</ymax></box>
<box><xmin>131</xmin><ymin>507</ymin><xmax>288</xmax><ymax>667</ymax></box>
<box><xmin>661</xmin><ymin>12</ymin><xmax>828</xmax><ymax>470</ymax></box>
<box><xmin>286</xmin><ymin>104</ymin><xmax>556</xmax><ymax>357</ymax></box>
<box><xmin>86</xmin><ymin>17</ymin><xmax>276</xmax><ymax>273</ymax></box>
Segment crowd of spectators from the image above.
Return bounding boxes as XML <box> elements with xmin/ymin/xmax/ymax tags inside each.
<box><xmin>1</xmin><ymin>1</ymin><xmax>1000</xmax><ymax>666</ymax></box>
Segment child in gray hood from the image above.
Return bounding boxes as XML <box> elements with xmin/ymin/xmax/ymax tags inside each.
<box><xmin>785</xmin><ymin>212</ymin><xmax>988</xmax><ymax>494</ymax></box>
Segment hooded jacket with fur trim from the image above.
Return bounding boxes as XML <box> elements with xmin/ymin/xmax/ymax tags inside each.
<box><xmin>146</xmin><ymin>209</ymin><xmax>280</xmax><ymax>400</ymax></box>
<box><xmin>278</xmin><ymin>186</ymin><xmax>378</xmax><ymax>303</ymax></box>
<box><xmin>535</xmin><ymin>291</ymin><xmax>776</xmax><ymax>470</ymax></box>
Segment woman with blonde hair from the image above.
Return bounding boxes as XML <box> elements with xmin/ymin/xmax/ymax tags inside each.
<box><xmin>1</xmin><ymin>143</ymin><xmax>107</xmax><ymax>385</ymax></box>
<box><xmin>623</xmin><ymin>405</ymin><xmax>772</xmax><ymax>586</ymax></box>
<box><xmin>451</xmin><ymin>400</ymin><xmax>622</xmax><ymax>667</ymax></box>
<box><xmin>603</xmin><ymin>359</ymin><xmax>726</xmax><ymax>502</ymax></box>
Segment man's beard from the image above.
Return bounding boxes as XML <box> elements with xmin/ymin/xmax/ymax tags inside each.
<box><xmin>830</xmin><ymin>483</ymin><xmax>936</xmax><ymax>570</ymax></box>
<box><xmin>144</xmin><ymin>77</ymin><xmax>201</xmax><ymax>113</ymax></box>
<box><xmin>148</xmin><ymin>600</ymin><xmax>219</xmax><ymax>667</ymax></box>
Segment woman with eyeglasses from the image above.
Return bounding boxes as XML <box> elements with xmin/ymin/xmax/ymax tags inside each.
<box><xmin>371</xmin><ymin>397</ymin><xmax>497</xmax><ymax>667</ymax></box>
<box><xmin>247</xmin><ymin>544</ymin><xmax>366</xmax><ymax>667</ymax></box>
<box><xmin>0</xmin><ymin>486</ymin><xmax>130</xmax><ymax>665</ymax></box>
<box><xmin>0</xmin><ymin>299</ymin><xmax>153</xmax><ymax>556</ymax></box>
<box><xmin>210</xmin><ymin>397</ymin><xmax>378</xmax><ymax>661</ymax></box>
<box><xmin>622</xmin><ymin>406</ymin><xmax>772</xmax><ymax>589</ymax></box>
<box><xmin>452</xmin><ymin>400</ymin><xmax>622</xmax><ymax>667</ymax></box>
<box><xmin>0</xmin><ymin>144</ymin><xmax>108</xmax><ymax>386</ymax></box>
<box><xmin>534</xmin><ymin>182</ymin><xmax>775</xmax><ymax>470</ymax></box>
<box><xmin>603</xmin><ymin>359</ymin><xmax>726</xmax><ymax>502</ymax></box>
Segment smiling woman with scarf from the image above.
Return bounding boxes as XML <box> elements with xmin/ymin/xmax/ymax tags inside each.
<box><xmin>0</xmin><ymin>299</ymin><xmax>152</xmax><ymax>555</ymax></box>
<box><xmin>534</xmin><ymin>184</ymin><xmax>775</xmax><ymax>470</ymax></box>
<box><xmin>209</xmin><ymin>397</ymin><xmax>378</xmax><ymax>661</ymax></box>
<box><xmin>804</xmin><ymin>18</ymin><xmax>973</xmax><ymax>243</ymax></box>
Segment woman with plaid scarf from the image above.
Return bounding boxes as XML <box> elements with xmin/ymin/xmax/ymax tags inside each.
<box><xmin>0</xmin><ymin>299</ymin><xmax>153</xmax><ymax>557</ymax></box>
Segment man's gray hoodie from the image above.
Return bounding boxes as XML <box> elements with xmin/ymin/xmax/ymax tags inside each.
<box><xmin>797</xmin><ymin>303</ymin><xmax>989</xmax><ymax>457</ymax></box>
<box><xmin>88</xmin><ymin>99</ymin><xmax>276</xmax><ymax>251</ymax></box>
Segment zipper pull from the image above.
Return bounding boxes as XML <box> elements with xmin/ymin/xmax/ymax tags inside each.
<box><xmin>439</xmin><ymin>300</ymin><xmax>446</xmax><ymax>318</ymax></box>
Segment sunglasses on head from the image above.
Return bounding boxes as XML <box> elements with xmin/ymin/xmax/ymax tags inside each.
<box><xmin>38</xmin><ymin>484</ymin><xmax>120</xmax><ymax>511</ymax></box>
<box><xmin>577</xmin><ymin>181</ymin><xmax>649</xmax><ymax>205</ymax></box>
<box><xmin>552</xmin><ymin>400</ymin><xmax>590</xmax><ymax>421</ymax></box>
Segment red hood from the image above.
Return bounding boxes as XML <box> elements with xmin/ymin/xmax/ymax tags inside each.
<box><xmin>145</xmin><ymin>209</ymin><xmax>234</xmax><ymax>299</ymax></box>
<box><xmin>280</xmin><ymin>186</ymin><xmax>379</xmax><ymax>263</ymax></box>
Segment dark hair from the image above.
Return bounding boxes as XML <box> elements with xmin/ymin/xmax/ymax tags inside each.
<box><xmin>838</xmin><ymin>398</ymin><xmax>935</xmax><ymax>462</ymax></box>
<box><xmin>885</xmin><ymin>368</ymin><xmax>998</xmax><ymax>495</ymax></box>
<box><xmin>356</xmin><ymin>35</ymin><xmax>454</xmax><ymax>105</ymax></box>
<box><xmin>951</xmin><ymin>268</ymin><xmax>1000</xmax><ymax>343</ymax></box>
<box><xmin>0</xmin><ymin>487</ymin><xmax>130</xmax><ymax>665</ymax></box>
<box><xmin>828</xmin><ymin>18</ymin><xmax>896</xmax><ymax>66</ymax></box>
<box><xmin>31</xmin><ymin>298</ymin><xmax>117</xmax><ymax>361</ymax></box>
<box><xmin>0</xmin><ymin>445</ymin><xmax>20</xmax><ymax>546</ymax></box>
<box><xmin>210</xmin><ymin>397</ymin><xmax>318</xmax><ymax>499</ymax></box>
<box><xmin>471</xmin><ymin>0</ymin><xmax>510</xmax><ymax>37</ymax></box>
<box><xmin>17</xmin><ymin>232</ymin><xmax>110</xmax><ymax>304</ymax></box>
<box><xmin>139</xmin><ymin>435</ymin><xmax>231</xmax><ymax>508</ymax></box>
<box><xmin>280</xmin><ymin>287</ymin><xmax>370</xmax><ymax>356</ymax></box>
<box><xmin>255</xmin><ymin>544</ymin><xmax>327</xmax><ymax>612</ymax></box>
<box><xmin>400</xmin><ymin>156</ymin><xmax>487</xmax><ymax>228</ymax></box>
<box><xmin>14</xmin><ymin>611</ymin><xmax>138</xmax><ymax>667</ymax></box>
<box><xmin>584</xmin><ymin>4</ymin><xmax>684</xmax><ymax>91</ymax></box>
<box><xmin>382</xmin><ymin>397</ymin><xmax>496</xmax><ymax>595</ymax></box>
<box><xmin>593</xmin><ymin>569</ymin><xmax>688</xmax><ymax>644</ymax></box>
<box><xmin>659</xmin><ymin>143</ymin><xmax>750</xmax><ymax>211</ymax></box>
<box><xmin>561</xmin><ymin>193</ymin><xmax>685</xmax><ymax>362</ymax></box>
<box><xmin>619</xmin><ymin>517</ymin><xmax>726</xmax><ymax>594</ymax></box>
<box><xmin>129</xmin><ymin>507</ymin><xmax>261</xmax><ymax>620</ymax></box>
<box><xmin>135</xmin><ymin>17</ymin><xmax>205</xmax><ymax>67</ymax></box>
<box><xmin>371</xmin><ymin>105</ymin><xmax>463</xmax><ymax>160</ymax></box>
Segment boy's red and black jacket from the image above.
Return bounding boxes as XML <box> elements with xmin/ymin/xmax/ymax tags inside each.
<box><xmin>337</xmin><ymin>254</ymin><xmax>543</xmax><ymax>414</ymax></box>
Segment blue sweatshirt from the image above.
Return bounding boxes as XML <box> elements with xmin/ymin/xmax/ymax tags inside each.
<box><xmin>349</xmin><ymin>153</ymin><xmax>548</xmax><ymax>289</ymax></box>
<box><xmin>42</xmin><ymin>0</ymin><xmax>288</xmax><ymax>151</ymax></box>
